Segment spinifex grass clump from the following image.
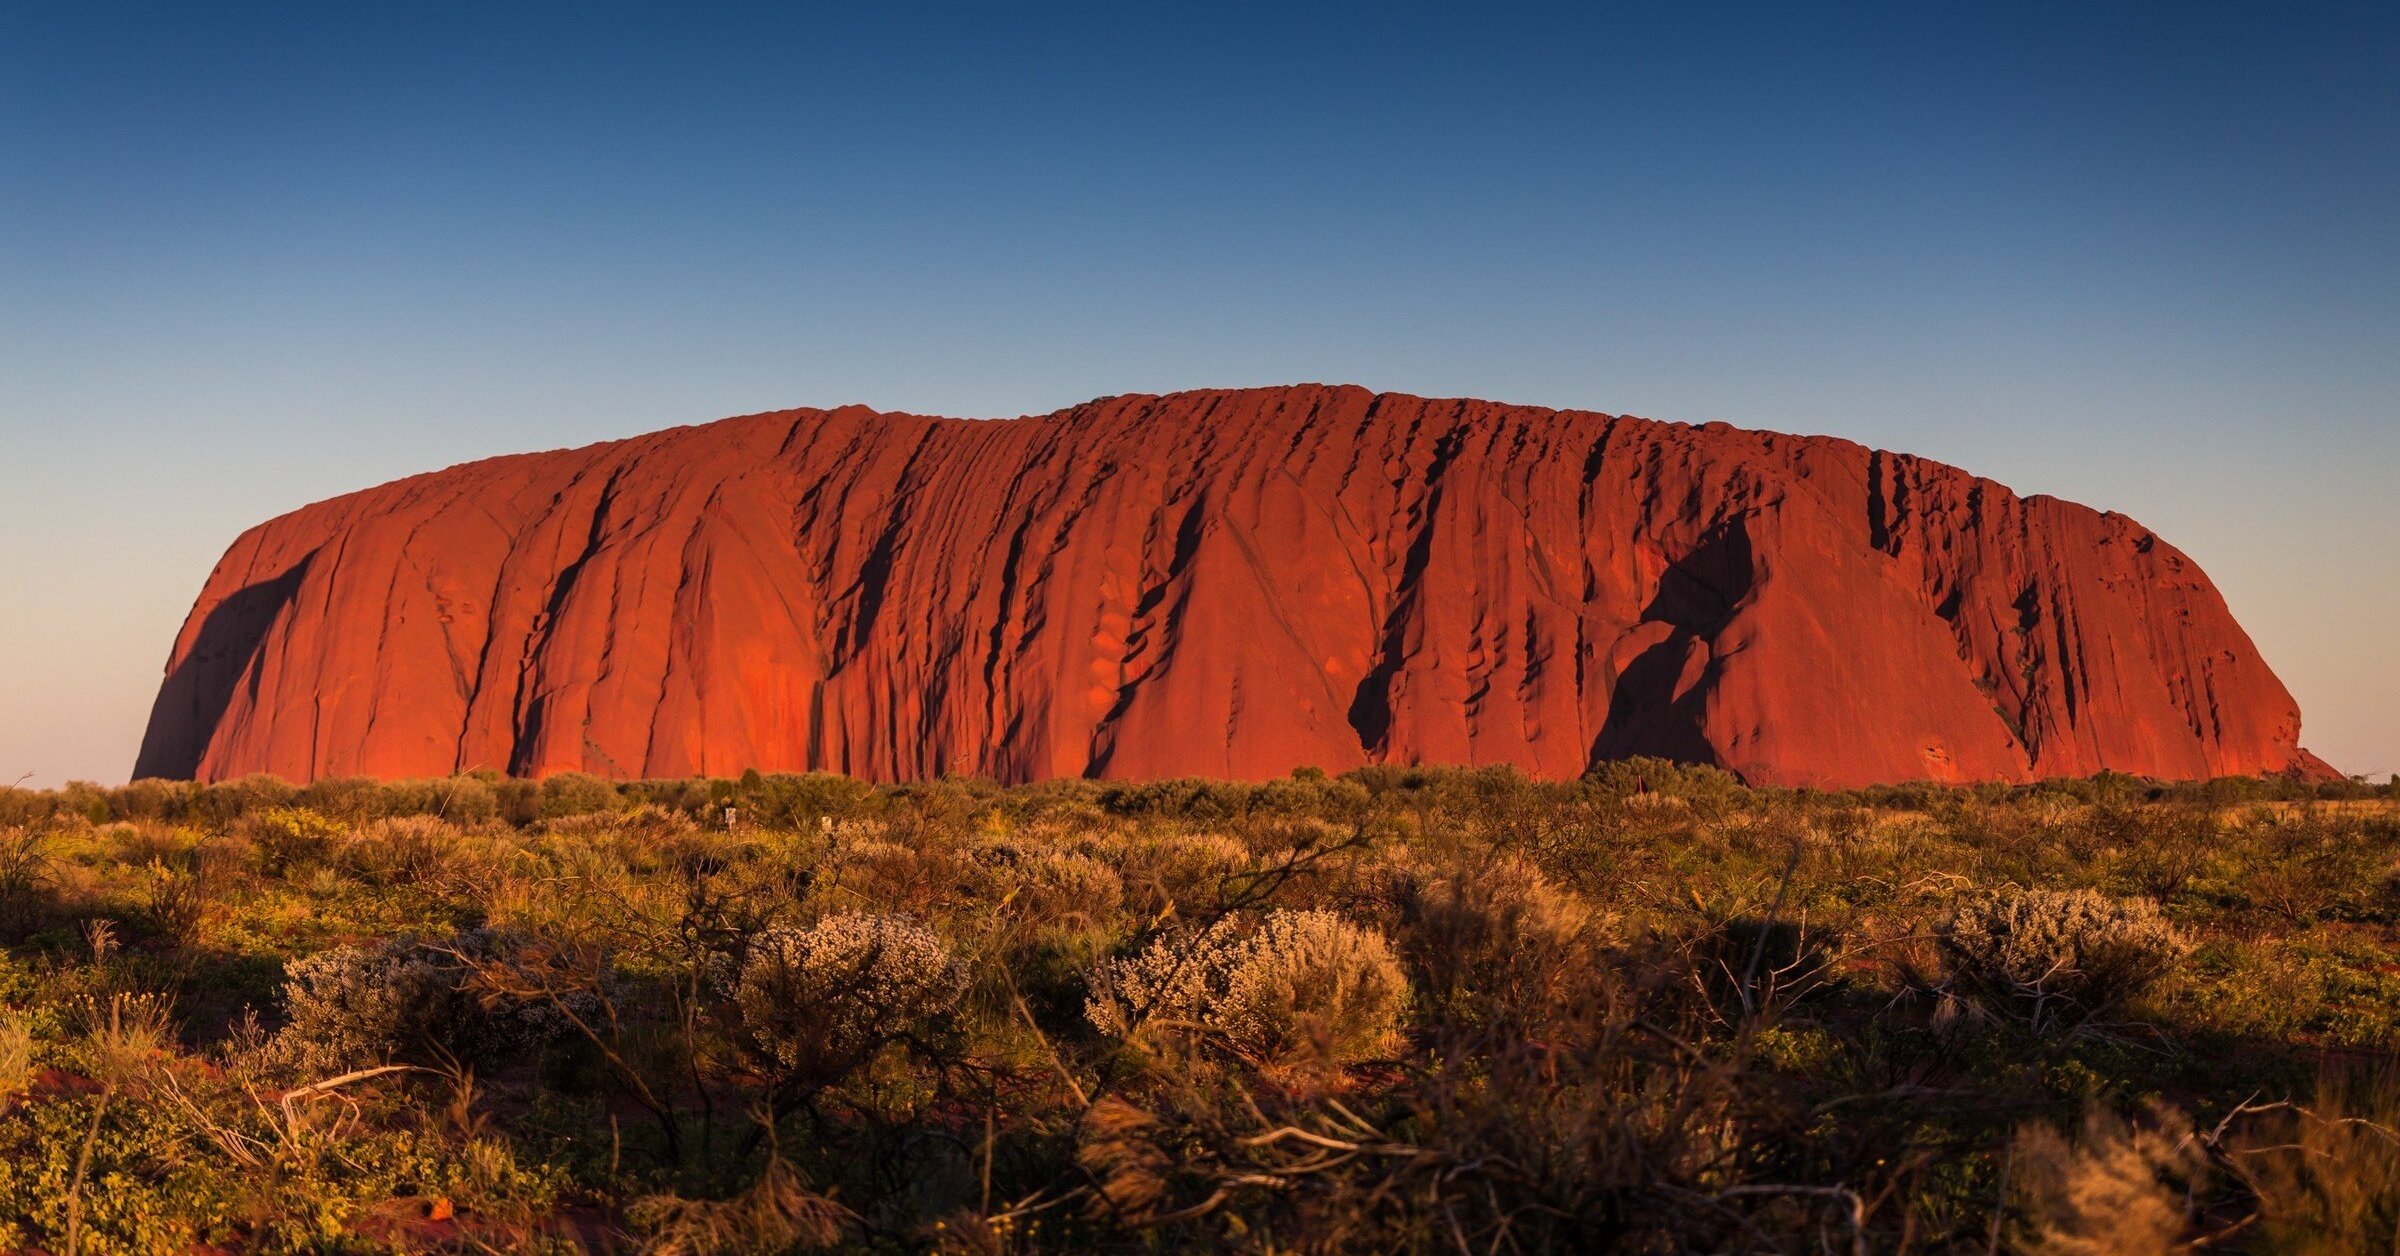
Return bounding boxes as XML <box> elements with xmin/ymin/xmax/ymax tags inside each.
<box><xmin>0</xmin><ymin>767</ymin><xmax>2388</xmax><ymax>1251</ymax></box>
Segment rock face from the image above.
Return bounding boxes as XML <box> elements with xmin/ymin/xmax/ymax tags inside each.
<box><xmin>136</xmin><ymin>386</ymin><xmax>2323</xmax><ymax>788</ymax></box>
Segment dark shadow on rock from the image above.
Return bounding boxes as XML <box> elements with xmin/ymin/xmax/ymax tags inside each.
<box><xmin>1349</xmin><ymin>424</ymin><xmax>1469</xmax><ymax>754</ymax></box>
<box><xmin>1590</xmin><ymin>521</ymin><xmax>1756</xmax><ymax>769</ymax></box>
<box><xmin>132</xmin><ymin>556</ymin><xmax>313</xmax><ymax>780</ymax></box>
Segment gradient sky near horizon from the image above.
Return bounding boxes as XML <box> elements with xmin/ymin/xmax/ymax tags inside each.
<box><xmin>2</xmin><ymin>2</ymin><xmax>2393</xmax><ymax>786</ymax></box>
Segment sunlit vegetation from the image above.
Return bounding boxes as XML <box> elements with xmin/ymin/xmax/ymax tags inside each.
<box><xmin>0</xmin><ymin>764</ymin><xmax>2394</xmax><ymax>1252</ymax></box>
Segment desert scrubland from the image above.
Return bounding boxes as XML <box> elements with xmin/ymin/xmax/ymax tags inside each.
<box><xmin>0</xmin><ymin>765</ymin><xmax>2394</xmax><ymax>1252</ymax></box>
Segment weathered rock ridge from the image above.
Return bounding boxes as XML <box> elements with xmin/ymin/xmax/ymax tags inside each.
<box><xmin>137</xmin><ymin>386</ymin><xmax>2322</xmax><ymax>788</ymax></box>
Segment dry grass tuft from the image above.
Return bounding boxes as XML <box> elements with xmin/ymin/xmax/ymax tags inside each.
<box><xmin>2011</xmin><ymin>1103</ymin><xmax>2202</xmax><ymax>1255</ymax></box>
<box><xmin>629</xmin><ymin>1158</ymin><xmax>856</xmax><ymax>1254</ymax></box>
<box><xmin>2227</xmin><ymin>1072</ymin><xmax>2400</xmax><ymax>1252</ymax></box>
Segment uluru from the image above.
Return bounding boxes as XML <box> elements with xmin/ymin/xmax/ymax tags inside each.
<box><xmin>134</xmin><ymin>385</ymin><xmax>2325</xmax><ymax>789</ymax></box>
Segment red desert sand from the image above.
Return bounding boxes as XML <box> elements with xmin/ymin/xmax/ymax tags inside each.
<box><xmin>136</xmin><ymin>385</ymin><xmax>2335</xmax><ymax>788</ymax></box>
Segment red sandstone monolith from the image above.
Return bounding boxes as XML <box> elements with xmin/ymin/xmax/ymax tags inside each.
<box><xmin>135</xmin><ymin>386</ymin><xmax>2328</xmax><ymax>788</ymax></box>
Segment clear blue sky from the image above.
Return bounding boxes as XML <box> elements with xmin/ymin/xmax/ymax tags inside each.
<box><xmin>2</xmin><ymin>2</ymin><xmax>2393</xmax><ymax>784</ymax></box>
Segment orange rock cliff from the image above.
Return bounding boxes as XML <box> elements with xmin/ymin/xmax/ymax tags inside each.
<box><xmin>135</xmin><ymin>386</ymin><xmax>2328</xmax><ymax>788</ymax></box>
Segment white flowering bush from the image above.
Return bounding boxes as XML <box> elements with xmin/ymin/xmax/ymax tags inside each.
<box><xmin>1088</xmin><ymin>909</ymin><xmax>1408</xmax><ymax>1077</ymax></box>
<box><xmin>275</xmin><ymin>945</ymin><xmax>448</xmax><ymax>1073</ymax></box>
<box><xmin>273</xmin><ymin>929</ymin><xmax>582</xmax><ymax>1073</ymax></box>
<box><xmin>732</xmin><ymin>914</ymin><xmax>966</xmax><ymax>1081</ymax></box>
<box><xmin>1935</xmin><ymin>887</ymin><xmax>2186</xmax><ymax>1035</ymax></box>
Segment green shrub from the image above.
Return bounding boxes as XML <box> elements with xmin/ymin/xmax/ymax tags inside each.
<box><xmin>0</xmin><ymin>828</ymin><xmax>51</xmax><ymax>940</ymax></box>
<box><xmin>2230</xmin><ymin>808</ymin><xmax>2396</xmax><ymax>924</ymax></box>
<box><xmin>537</xmin><ymin>772</ymin><xmax>621</xmax><ymax>820</ymax></box>
<box><xmin>368</xmin><ymin>775</ymin><xmax>502</xmax><ymax>824</ymax></box>
<box><xmin>1583</xmin><ymin>755</ymin><xmax>1748</xmax><ymax>807</ymax></box>
<box><xmin>108</xmin><ymin>778</ymin><xmax>191</xmax><ymax>822</ymax></box>
<box><xmin>1384</xmin><ymin>855</ymin><xmax>1598</xmax><ymax>1027</ymax></box>
<box><xmin>241</xmin><ymin>806</ymin><xmax>346</xmax><ymax>875</ymax></box>
<box><xmin>293</xmin><ymin>775</ymin><xmax>388</xmax><ymax>823</ymax></box>
<box><xmin>188</xmin><ymin>773</ymin><xmax>296</xmax><ymax>824</ymax></box>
